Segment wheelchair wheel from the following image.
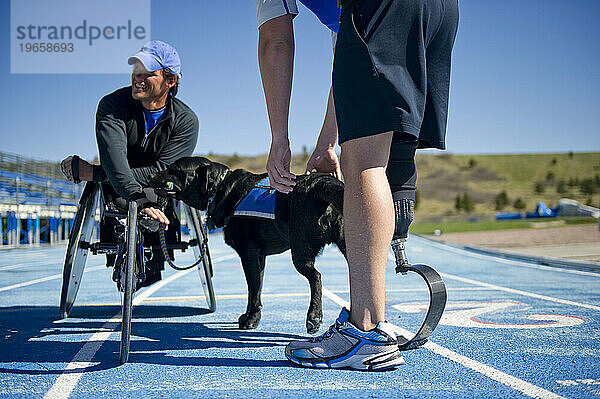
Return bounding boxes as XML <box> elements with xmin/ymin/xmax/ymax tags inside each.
<box><xmin>196</xmin><ymin>209</ymin><xmax>216</xmax><ymax>312</ymax></box>
<box><xmin>59</xmin><ymin>182</ymin><xmax>100</xmax><ymax>319</ymax></box>
<box><xmin>119</xmin><ymin>200</ymin><xmax>138</xmax><ymax>365</ymax></box>
<box><xmin>198</xmin><ymin>212</ymin><xmax>214</xmax><ymax>279</ymax></box>
<box><xmin>183</xmin><ymin>205</ymin><xmax>216</xmax><ymax>312</ymax></box>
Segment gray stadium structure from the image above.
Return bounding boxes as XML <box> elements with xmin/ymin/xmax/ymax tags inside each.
<box><xmin>0</xmin><ymin>151</ymin><xmax>82</xmax><ymax>248</ymax></box>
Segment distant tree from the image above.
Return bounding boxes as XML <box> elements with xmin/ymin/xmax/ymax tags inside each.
<box><xmin>556</xmin><ymin>180</ymin><xmax>567</xmax><ymax>194</ymax></box>
<box><xmin>494</xmin><ymin>190</ymin><xmax>509</xmax><ymax>210</ymax></box>
<box><xmin>550</xmin><ymin>158</ymin><xmax>557</xmax><ymax>166</ymax></box>
<box><xmin>226</xmin><ymin>153</ymin><xmax>240</xmax><ymax>166</ymax></box>
<box><xmin>568</xmin><ymin>151</ymin><xmax>574</xmax><ymax>159</ymax></box>
<box><xmin>439</xmin><ymin>153</ymin><xmax>453</xmax><ymax>161</ymax></box>
<box><xmin>301</xmin><ymin>145</ymin><xmax>309</xmax><ymax>162</ymax></box>
<box><xmin>568</xmin><ymin>177</ymin><xmax>580</xmax><ymax>187</ymax></box>
<box><xmin>414</xmin><ymin>190</ymin><xmax>420</xmax><ymax>211</ymax></box>
<box><xmin>462</xmin><ymin>192</ymin><xmax>475</xmax><ymax>213</ymax></box>
<box><xmin>545</xmin><ymin>171</ymin><xmax>555</xmax><ymax>181</ymax></box>
<box><xmin>513</xmin><ymin>197</ymin><xmax>526</xmax><ymax>210</ymax></box>
<box><xmin>454</xmin><ymin>194</ymin><xmax>463</xmax><ymax>212</ymax></box>
<box><xmin>534</xmin><ymin>182</ymin><xmax>545</xmax><ymax>194</ymax></box>
<box><xmin>580</xmin><ymin>178</ymin><xmax>596</xmax><ymax>196</ymax></box>
<box><xmin>468</xmin><ymin>158</ymin><xmax>477</xmax><ymax>168</ymax></box>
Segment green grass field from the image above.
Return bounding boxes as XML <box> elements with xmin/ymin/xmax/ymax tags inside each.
<box><xmin>410</xmin><ymin>216</ymin><xmax>597</xmax><ymax>235</ymax></box>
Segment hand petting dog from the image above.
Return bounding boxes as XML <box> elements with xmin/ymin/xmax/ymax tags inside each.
<box><xmin>305</xmin><ymin>145</ymin><xmax>341</xmax><ymax>180</ymax></box>
<box><xmin>266</xmin><ymin>139</ymin><xmax>296</xmax><ymax>194</ymax></box>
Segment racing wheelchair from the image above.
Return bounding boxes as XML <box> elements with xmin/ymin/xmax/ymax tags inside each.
<box><xmin>59</xmin><ymin>181</ymin><xmax>216</xmax><ymax>364</ymax></box>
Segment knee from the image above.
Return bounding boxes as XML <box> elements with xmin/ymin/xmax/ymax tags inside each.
<box><xmin>340</xmin><ymin>134</ymin><xmax>393</xmax><ymax>181</ymax></box>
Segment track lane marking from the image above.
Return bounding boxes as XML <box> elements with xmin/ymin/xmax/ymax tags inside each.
<box><xmin>418</xmin><ymin>236</ymin><xmax>600</xmax><ymax>277</ymax></box>
<box><xmin>43</xmin><ymin>254</ymin><xmax>237</xmax><ymax>399</ymax></box>
<box><xmin>0</xmin><ymin>265</ymin><xmax>106</xmax><ymax>293</ymax></box>
<box><xmin>0</xmin><ymin>261</ymin><xmax>55</xmax><ymax>271</ymax></box>
<box><xmin>439</xmin><ymin>272</ymin><xmax>600</xmax><ymax>312</ymax></box>
<box><xmin>143</xmin><ymin>292</ymin><xmax>310</xmax><ymax>302</ymax></box>
<box><xmin>138</xmin><ymin>287</ymin><xmax>496</xmax><ymax>304</ymax></box>
<box><xmin>383</xmin><ymin>250</ymin><xmax>600</xmax><ymax>312</ymax></box>
<box><xmin>0</xmin><ymin>286</ymin><xmax>494</xmax><ymax>309</ymax></box>
<box><xmin>0</xmin><ymin>246</ymin><xmax>232</xmax><ymax>272</ymax></box>
<box><xmin>321</xmin><ymin>287</ymin><xmax>566</xmax><ymax>399</ymax></box>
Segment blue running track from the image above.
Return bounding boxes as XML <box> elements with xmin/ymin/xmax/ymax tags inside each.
<box><xmin>1</xmin><ymin>233</ymin><xmax>599</xmax><ymax>398</ymax></box>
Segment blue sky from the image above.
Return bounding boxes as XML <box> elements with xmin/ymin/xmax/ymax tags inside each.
<box><xmin>1</xmin><ymin>0</ymin><xmax>599</xmax><ymax>162</ymax></box>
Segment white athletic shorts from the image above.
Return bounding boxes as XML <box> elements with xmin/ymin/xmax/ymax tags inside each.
<box><xmin>255</xmin><ymin>0</ymin><xmax>299</xmax><ymax>28</ymax></box>
<box><xmin>254</xmin><ymin>0</ymin><xmax>337</xmax><ymax>47</ymax></box>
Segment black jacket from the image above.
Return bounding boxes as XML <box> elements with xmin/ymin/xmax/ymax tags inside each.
<box><xmin>95</xmin><ymin>86</ymin><xmax>198</xmax><ymax>200</ymax></box>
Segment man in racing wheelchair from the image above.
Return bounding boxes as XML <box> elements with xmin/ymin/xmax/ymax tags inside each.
<box><xmin>61</xmin><ymin>40</ymin><xmax>199</xmax><ymax>288</ymax></box>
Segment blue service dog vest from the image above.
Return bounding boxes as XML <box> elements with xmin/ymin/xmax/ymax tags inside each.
<box><xmin>233</xmin><ymin>177</ymin><xmax>276</xmax><ymax>219</ymax></box>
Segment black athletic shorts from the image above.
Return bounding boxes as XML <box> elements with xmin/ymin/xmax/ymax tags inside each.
<box><xmin>333</xmin><ymin>0</ymin><xmax>459</xmax><ymax>149</ymax></box>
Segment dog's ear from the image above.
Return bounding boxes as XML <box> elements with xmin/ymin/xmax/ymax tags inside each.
<box><xmin>194</xmin><ymin>166</ymin><xmax>210</xmax><ymax>195</ymax></box>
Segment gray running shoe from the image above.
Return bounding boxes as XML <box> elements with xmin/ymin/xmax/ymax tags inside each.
<box><xmin>285</xmin><ymin>308</ymin><xmax>404</xmax><ymax>370</ymax></box>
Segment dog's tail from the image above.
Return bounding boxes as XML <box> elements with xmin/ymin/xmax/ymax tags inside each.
<box><xmin>311</xmin><ymin>175</ymin><xmax>344</xmax><ymax>214</ymax></box>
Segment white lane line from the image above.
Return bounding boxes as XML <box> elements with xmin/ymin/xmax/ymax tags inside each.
<box><xmin>321</xmin><ymin>287</ymin><xmax>566</xmax><ymax>399</ymax></box>
<box><xmin>384</xmin><ymin>250</ymin><xmax>600</xmax><ymax>312</ymax></box>
<box><xmin>43</xmin><ymin>254</ymin><xmax>237</xmax><ymax>399</ymax></box>
<box><xmin>144</xmin><ymin>291</ymin><xmax>310</xmax><ymax>302</ymax></box>
<box><xmin>0</xmin><ymin>261</ymin><xmax>53</xmax><ymax>271</ymax></box>
<box><xmin>420</xmin><ymin>341</ymin><xmax>566</xmax><ymax>399</ymax></box>
<box><xmin>440</xmin><ymin>272</ymin><xmax>600</xmax><ymax>312</ymax></box>
<box><xmin>48</xmin><ymin>286</ymin><xmax>496</xmax><ymax>306</ymax></box>
<box><xmin>418</xmin><ymin>237</ymin><xmax>600</xmax><ymax>277</ymax></box>
<box><xmin>141</xmin><ymin>287</ymin><xmax>496</xmax><ymax>303</ymax></box>
<box><xmin>0</xmin><ymin>248</ymin><xmax>230</xmax><ymax>271</ymax></box>
<box><xmin>0</xmin><ymin>265</ymin><xmax>106</xmax><ymax>293</ymax></box>
<box><xmin>352</xmin><ymin>287</ymin><xmax>496</xmax><ymax>293</ymax></box>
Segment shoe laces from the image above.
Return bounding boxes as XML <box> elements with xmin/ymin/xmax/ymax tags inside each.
<box><xmin>309</xmin><ymin>319</ymin><xmax>343</xmax><ymax>343</ymax></box>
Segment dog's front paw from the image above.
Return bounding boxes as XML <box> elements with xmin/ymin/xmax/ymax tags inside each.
<box><xmin>238</xmin><ymin>311</ymin><xmax>261</xmax><ymax>330</ymax></box>
<box><xmin>306</xmin><ymin>312</ymin><xmax>322</xmax><ymax>334</ymax></box>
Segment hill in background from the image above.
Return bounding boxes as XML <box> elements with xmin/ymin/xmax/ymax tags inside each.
<box><xmin>13</xmin><ymin>150</ymin><xmax>595</xmax><ymax>224</ymax></box>
<box><xmin>205</xmin><ymin>151</ymin><xmax>600</xmax><ymax>223</ymax></box>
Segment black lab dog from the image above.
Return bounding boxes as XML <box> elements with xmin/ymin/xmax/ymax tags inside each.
<box><xmin>151</xmin><ymin>157</ymin><xmax>346</xmax><ymax>333</ymax></box>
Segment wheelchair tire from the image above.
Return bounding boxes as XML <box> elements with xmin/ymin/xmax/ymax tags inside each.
<box><xmin>119</xmin><ymin>201</ymin><xmax>138</xmax><ymax>364</ymax></box>
<box><xmin>183</xmin><ymin>205</ymin><xmax>216</xmax><ymax>312</ymax></box>
<box><xmin>198</xmin><ymin>213</ymin><xmax>214</xmax><ymax>279</ymax></box>
<box><xmin>198</xmin><ymin>211</ymin><xmax>216</xmax><ymax>311</ymax></box>
<box><xmin>59</xmin><ymin>182</ymin><xmax>100</xmax><ymax>319</ymax></box>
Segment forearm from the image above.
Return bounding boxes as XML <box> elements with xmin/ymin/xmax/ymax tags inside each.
<box><xmin>96</xmin><ymin>129</ymin><xmax>142</xmax><ymax>199</ymax></box>
<box><xmin>94</xmin><ymin>163</ymin><xmax>165</xmax><ymax>192</ymax></box>
<box><xmin>97</xmin><ymin>144</ymin><xmax>142</xmax><ymax>199</ymax></box>
<box><xmin>317</xmin><ymin>86</ymin><xmax>339</xmax><ymax>149</ymax></box>
<box><xmin>258</xmin><ymin>14</ymin><xmax>294</xmax><ymax>144</ymax></box>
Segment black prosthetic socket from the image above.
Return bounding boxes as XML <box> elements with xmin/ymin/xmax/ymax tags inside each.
<box><xmin>386</xmin><ymin>133</ymin><xmax>417</xmax><ymax>240</ymax></box>
<box><xmin>386</xmin><ymin>133</ymin><xmax>419</xmax><ymax>273</ymax></box>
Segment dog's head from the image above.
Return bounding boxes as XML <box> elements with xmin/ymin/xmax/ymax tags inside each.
<box><xmin>151</xmin><ymin>156</ymin><xmax>230</xmax><ymax>210</ymax></box>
